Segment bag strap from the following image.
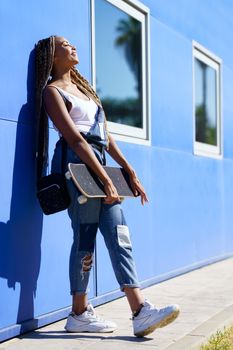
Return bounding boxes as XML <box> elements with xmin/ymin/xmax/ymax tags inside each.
<box><xmin>94</xmin><ymin>106</ymin><xmax>105</xmax><ymax>123</ymax></box>
<box><xmin>41</xmin><ymin>86</ymin><xmax>68</xmax><ymax>177</ymax></box>
<box><xmin>61</xmin><ymin>137</ymin><xmax>67</xmax><ymax>174</ymax></box>
<box><xmin>52</xmin><ymin>88</ymin><xmax>69</xmax><ymax>175</ymax></box>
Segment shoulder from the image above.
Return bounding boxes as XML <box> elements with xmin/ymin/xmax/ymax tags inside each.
<box><xmin>42</xmin><ymin>85</ymin><xmax>67</xmax><ymax>113</ymax></box>
<box><xmin>43</xmin><ymin>85</ymin><xmax>61</xmax><ymax>102</ymax></box>
<box><xmin>44</xmin><ymin>84</ymin><xmax>58</xmax><ymax>94</ymax></box>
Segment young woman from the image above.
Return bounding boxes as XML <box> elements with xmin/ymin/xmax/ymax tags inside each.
<box><xmin>35</xmin><ymin>35</ymin><xmax>180</xmax><ymax>337</ymax></box>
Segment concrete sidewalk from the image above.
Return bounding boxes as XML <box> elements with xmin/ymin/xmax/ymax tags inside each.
<box><xmin>1</xmin><ymin>257</ymin><xmax>233</xmax><ymax>350</ymax></box>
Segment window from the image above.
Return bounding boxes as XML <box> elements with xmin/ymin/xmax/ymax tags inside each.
<box><xmin>193</xmin><ymin>42</ymin><xmax>222</xmax><ymax>158</ymax></box>
<box><xmin>91</xmin><ymin>0</ymin><xmax>150</xmax><ymax>143</ymax></box>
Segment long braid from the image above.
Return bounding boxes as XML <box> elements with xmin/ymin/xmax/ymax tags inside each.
<box><xmin>71</xmin><ymin>67</ymin><xmax>101</xmax><ymax>106</ymax></box>
<box><xmin>71</xmin><ymin>67</ymin><xmax>110</xmax><ymax>144</ymax></box>
<box><xmin>35</xmin><ymin>36</ymin><xmax>55</xmax><ymax>181</ymax></box>
<box><xmin>35</xmin><ymin>36</ymin><xmax>109</xmax><ymax>183</ymax></box>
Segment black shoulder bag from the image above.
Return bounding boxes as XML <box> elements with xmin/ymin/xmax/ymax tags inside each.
<box><xmin>37</xmin><ymin>138</ymin><xmax>70</xmax><ymax>215</ymax></box>
<box><xmin>36</xmin><ymin>90</ymin><xmax>71</xmax><ymax>215</ymax></box>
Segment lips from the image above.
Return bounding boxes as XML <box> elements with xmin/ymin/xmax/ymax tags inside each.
<box><xmin>71</xmin><ymin>52</ymin><xmax>79</xmax><ymax>63</ymax></box>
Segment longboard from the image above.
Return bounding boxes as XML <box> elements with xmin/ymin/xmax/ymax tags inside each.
<box><xmin>66</xmin><ymin>163</ymin><xmax>136</xmax><ymax>204</ymax></box>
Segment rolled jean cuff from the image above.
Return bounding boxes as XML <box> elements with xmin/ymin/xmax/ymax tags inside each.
<box><xmin>120</xmin><ymin>283</ymin><xmax>141</xmax><ymax>292</ymax></box>
<box><xmin>70</xmin><ymin>289</ymin><xmax>90</xmax><ymax>296</ymax></box>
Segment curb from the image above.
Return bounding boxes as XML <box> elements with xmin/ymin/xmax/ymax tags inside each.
<box><xmin>164</xmin><ymin>304</ymin><xmax>233</xmax><ymax>349</ymax></box>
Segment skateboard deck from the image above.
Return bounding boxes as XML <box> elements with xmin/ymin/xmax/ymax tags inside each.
<box><xmin>66</xmin><ymin>163</ymin><xmax>136</xmax><ymax>203</ymax></box>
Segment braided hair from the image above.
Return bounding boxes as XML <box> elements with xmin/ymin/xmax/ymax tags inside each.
<box><xmin>35</xmin><ymin>36</ymin><xmax>55</xmax><ymax>180</ymax></box>
<box><xmin>35</xmin><ymin>35</ymin><xmax>106</xmax><ymax>181</ymax></box>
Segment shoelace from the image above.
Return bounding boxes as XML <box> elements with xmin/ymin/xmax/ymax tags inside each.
<box><xmin>86</xmin><ymin>308</ymin><xmax>106</xmax><ymax>323</ymax></box>
<box><xmin>144</xmin><ymin>300</ymin><xmax>155</xmax><ymax>310</ymax></box>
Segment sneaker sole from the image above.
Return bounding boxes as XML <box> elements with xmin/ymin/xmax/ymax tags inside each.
<box><xmin>134</xmin><ymin>309</ymin><xmax>180</xmax><ymax>337</ymax></box>
<box><xmin>65</xmin><ymin>327</ymin><xmax>116</xmax><ymax>333</ymax></box>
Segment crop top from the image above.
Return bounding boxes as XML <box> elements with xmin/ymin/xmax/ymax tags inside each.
<box><xmin>48</xmin><ymin>85</ymin><xmax>98</xmax><ymax>134</ymax></box>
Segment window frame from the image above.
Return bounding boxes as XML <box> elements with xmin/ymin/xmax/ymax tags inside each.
<box><xmin>90</xmin><ymin>0</ymin><xmax>151</xmax><ymax>145</ymax></box>
<box><xmin>192</xmin><ymin>41</ymin><xmax>223</xmax><ymax>159</ymax></box>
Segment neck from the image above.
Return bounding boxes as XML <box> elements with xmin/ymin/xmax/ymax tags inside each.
<box><xmin>51</xmin><ymin>67</ymin><xmax>72</xmax><ymax>85</ymax></box>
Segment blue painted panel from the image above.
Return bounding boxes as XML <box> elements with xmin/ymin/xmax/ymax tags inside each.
<box><xmin>222</xmin><ymin>159</ymin><xmax>233</xmax><ymax>250</ymax></box>
<box><xmin>142</xmin><ymin>0</ymin><xmax>233</xmax><ymax>69</ymax></box>
<box><xmin>0</xmin><ymin>120</ymin><xmax>16</xmax><ymax>224</ymax></box>
<box><xmin>222</xmin><ymin>66</ymin><xmax>233</xmax><ymax>159</ymax></box>
<box><xmin>151</xmin><ymin>18</ymin><xmax>193</xmax><ymax>152</ymax></box>
<box><xmin>0</xmin><ymin>119</ymin><xmax>43</xmax><ymax>328</ymax></box>
<box><xmin>0</xmin><ymin>0</ymin><xmax>91</xmax><ymax>123</ymax></box>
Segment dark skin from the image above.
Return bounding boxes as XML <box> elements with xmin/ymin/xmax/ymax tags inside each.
<box><xmin>43</xmin><ymin>36</ymin><xmax>149</xmax><ymax>315</ymax></box>
<box><xmin>43</xmin><ymin>36</ymin><xmax>148</xmax><ymax>205</ymax></box>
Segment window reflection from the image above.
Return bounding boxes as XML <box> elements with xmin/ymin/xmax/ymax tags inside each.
<box><xmin>95</xmin><ymin>0</ymin><xmax>143</xmax><ymax>128</ymax></box>
<box><xmin>195</xmin><ymin>58</ymin><xmax>217</xmax><ymax>145</ymax></box>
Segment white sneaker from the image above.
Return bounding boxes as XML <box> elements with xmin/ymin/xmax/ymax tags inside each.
<box><xmin>64</xmin><ymin>304</ymin><xmax>117</xmax><ymax>333</ymax></box>
<box><xmin>133</xmin><ymin>300</ymin><xmax>180</xmax><ymax>337</ymax></box>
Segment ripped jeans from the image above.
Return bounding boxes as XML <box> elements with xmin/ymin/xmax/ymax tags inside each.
<box><xmin>51</xmin><ymin>138</ymin><xmax>140</xmax><ymax>295</ymax></box>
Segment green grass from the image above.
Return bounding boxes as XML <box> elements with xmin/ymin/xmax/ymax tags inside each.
<box><xmin>200</xmin><ymin>326</ymin><xmax>233</xmax><ymax>350</ymax></box>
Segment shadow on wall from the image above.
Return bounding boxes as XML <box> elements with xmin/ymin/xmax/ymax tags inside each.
<box><xmin>0</xmin><ymin>48</ymin><xmax>43</xmax><ymax>333</ymax></box>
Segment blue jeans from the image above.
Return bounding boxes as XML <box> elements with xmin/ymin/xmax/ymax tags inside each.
<box><xmin>51</xmin><ymin>139</ymin><xmax>140</xmax><ymax>295</ymax></box>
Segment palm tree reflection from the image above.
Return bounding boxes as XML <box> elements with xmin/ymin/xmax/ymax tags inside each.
<box><xmin>195</xmin><ymin>60</ymin><xmax>217</xmax><ymax>145</ymax></box>
<box><xmin>100</xmin><ymin>17</ymin><xmax>142</xmax><ymax>128</ymax></box>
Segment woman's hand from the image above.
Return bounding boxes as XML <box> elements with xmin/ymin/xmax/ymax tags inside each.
<box><xmin>103</xmin><ymin>179</ymin><xmax>121</xmax><ymax>204</ymax></box>
<box><xmin>106</xmin><ymin>135</ymin><xmax>148</xmax><ymax>205</ymax></box>
<box><xmin>129</xmin><ymin>171</ymin><xmax>149</xmax><ymax>206</ymax></box>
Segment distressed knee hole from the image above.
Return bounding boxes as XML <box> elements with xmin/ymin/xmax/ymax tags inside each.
<box><xmin>81</xmin><ymin>254</ymin><xmax>93</xmax><ymax>272</ymax></box>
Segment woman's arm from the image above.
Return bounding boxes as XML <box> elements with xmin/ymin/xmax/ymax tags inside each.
<box><xmin>43</xmin><ymin>86</ymin><xmax>120</xmax><ymax>204</ymax></box>
<box><xmin>106</xmin><ymin>134</ymin><xmax>149</xmax><ymax>205</ymax></box>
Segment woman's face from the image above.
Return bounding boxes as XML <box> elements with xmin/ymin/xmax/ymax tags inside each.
<box><xmin>53</xmin><ymin>36</ymin><xmax>79</xmax><ymax>67</ymax></box>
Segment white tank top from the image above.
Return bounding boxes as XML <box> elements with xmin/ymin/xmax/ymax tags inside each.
<box><xmin>49</xmin><ymin>85</ymin><xmax>98</xmax><ymax>134</ymax></box>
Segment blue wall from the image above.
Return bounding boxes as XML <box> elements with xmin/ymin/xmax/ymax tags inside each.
<box><xmin>1</xmin><ymin>0</ymin><xmax>233</xmax><ymax>342</ymax></box>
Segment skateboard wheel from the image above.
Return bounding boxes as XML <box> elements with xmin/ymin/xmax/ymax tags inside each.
<box><xmin>78</xmin><ymin>195</ymin><xmax>88</xmax><ymax>205</ymax></box>
<box><xmin>65</xmin><ymin>171</ymin><xmax>71</xmax><ymax>180</ymax></box>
